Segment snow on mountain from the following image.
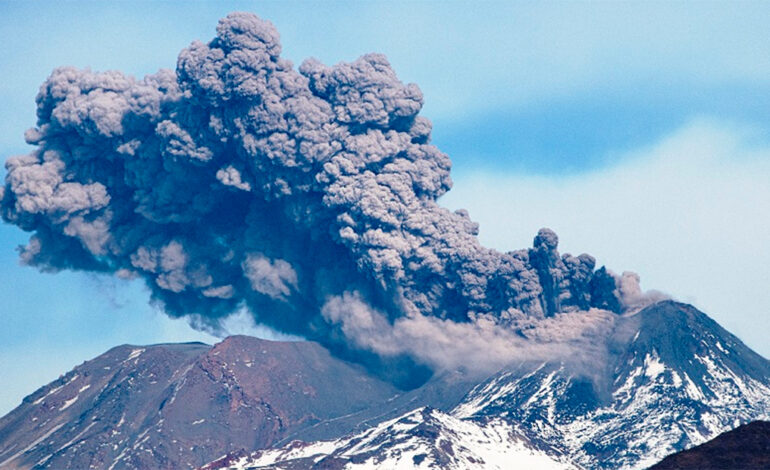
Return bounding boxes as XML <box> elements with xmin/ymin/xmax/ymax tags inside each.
<box><xmin>203</xmin><ymin>407</ymin><xmax>576</xmax><ymax>470</ymax></box>
<box><xmin>453</xmin><ymin>301</ymin><xmax>770</xmax><ymax>469</ymax></box>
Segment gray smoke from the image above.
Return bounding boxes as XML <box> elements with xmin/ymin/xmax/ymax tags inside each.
<box><xmin>1</xmin><ymin>12</ymin><xmax>659</xmax><ymax>375</ymax></box>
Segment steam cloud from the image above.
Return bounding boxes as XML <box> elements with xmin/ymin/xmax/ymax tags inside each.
<box><xmin>0</xmin><ymin>13</ymin><xmax>660</xmax><ymax>375</ymax></box>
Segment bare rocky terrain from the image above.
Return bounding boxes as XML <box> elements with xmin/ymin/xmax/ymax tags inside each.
<box><xmin>0</xmin><ymin>336</ymin><xmax>402</xmax><ymax>469</ymax></box>
<box><xmin>649</xmin><ymin>420</ymin><xmax>770</xmax><ymax>470</ymax></box>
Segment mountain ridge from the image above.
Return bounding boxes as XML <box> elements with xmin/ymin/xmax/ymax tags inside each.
<box><xmin>1</xmin><ymin>301</ymin><xmax>768</xmax><ymax>470</ymax></box>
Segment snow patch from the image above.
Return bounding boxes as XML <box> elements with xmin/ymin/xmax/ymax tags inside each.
<box><xmin>125</xmin><ymin>348</ymin><xmax>145</xmax><ymax>362</ymax></box>
<box><xmin>225</xmin><ymin>408</ymin><xmax>573</xmax><ymax>470</ymax></box>
<box><xmin>644</xmin><ymin>354</ymin><xmax>666</xmax><ymax>379</ymax></box>
<box><xmin>32</xmin><ymin>374</ymin><xmax>79</xmax><ymax>405</ymax></box>
<box><xmin>59</xmin><ymin>396</ymin><xmax>79</xmax><ymax>411</ymax></box>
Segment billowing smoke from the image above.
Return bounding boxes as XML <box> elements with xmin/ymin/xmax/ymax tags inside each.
<box><xmin>321</xmin><ymin>291</ymin><xmax>620</xmax><ymax>376</ymax></box>
<box><xmin>0</xmin><ymin>13</ymin><xmax>660</xmax><ymax>378</ymax></box>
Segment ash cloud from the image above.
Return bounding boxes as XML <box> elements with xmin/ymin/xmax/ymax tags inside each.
<box><xmin>0</xmin><ymin>12</ymin><xmax>662</xmax><ymax>376</ymax></box>
<box><xmin>321</xmin><ymin>290</ymin><xmax>618</xmax><ymax>376</ymax></box>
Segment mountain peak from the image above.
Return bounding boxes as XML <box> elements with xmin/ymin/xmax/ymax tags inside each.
<box><xmin>454</xmin><ymin>301</ymin><xmax>770</xmax><ymax>469</ymax></box>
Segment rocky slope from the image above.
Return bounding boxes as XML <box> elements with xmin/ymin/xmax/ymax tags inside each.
<box><xmin>0</xmin><ymin>336</ymin><xmax>400</xmax><ymax>469</ymax></box>
<box><xmin>649</xmin><ymin>420</ymin><xmax>770</xmax><ymax>469</ymax></box>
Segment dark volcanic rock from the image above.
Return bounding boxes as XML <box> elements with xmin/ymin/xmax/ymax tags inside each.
<box><xmin>649</xmin><ymin>420</ymin><xmax>770</xmax><ymax>470</ymax></box>
<box><xmin>0</xmin><ymin>336</ymin><xmax>400</xmax><ymax>469</ymax></box>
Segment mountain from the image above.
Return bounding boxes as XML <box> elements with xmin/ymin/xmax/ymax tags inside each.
<box><xmin>0</xmin><ymin>336</ymin><xmax>402</xmax><ymax>469</ymax></box>
<box><xmin>201</xmin><ymin>407</ymin><xmax>576</xmax><ymax>470</ymax></box>
<box><xmin>649</xmin><ymin>420</ymin><xmax>770</xmax><ymax>469</ymax></box>
<box><xmin>205</xmin><ymin>301</ymin><xmax>770</xmax><ymax>470</ymax></box>
<box><xmin>2</xmin><ymin>301</ymin><xmax>769</xmax><ymax>470</ymax></box>
<box><xmin>452</xmin><ymin>301</ymin><xmax>770</xmax><ymax>469</ymax></box>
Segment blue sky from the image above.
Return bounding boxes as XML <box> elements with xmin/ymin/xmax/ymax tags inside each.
<box><xmin>1</xmin><ymin>1</ymin><xmax>770</xmax><ymax>415</ymax></box>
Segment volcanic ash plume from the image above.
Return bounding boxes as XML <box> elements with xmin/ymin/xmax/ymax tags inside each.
<box><xmin>0</xmin><ymin>13</ymin><xmax>656</xmax><ymax>371</ymax></box>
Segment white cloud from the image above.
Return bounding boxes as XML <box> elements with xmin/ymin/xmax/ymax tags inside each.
<box><xmin>441</xmin><ymin>118</ymin><xmax>770</xmax><ymax>357</ymax></box>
